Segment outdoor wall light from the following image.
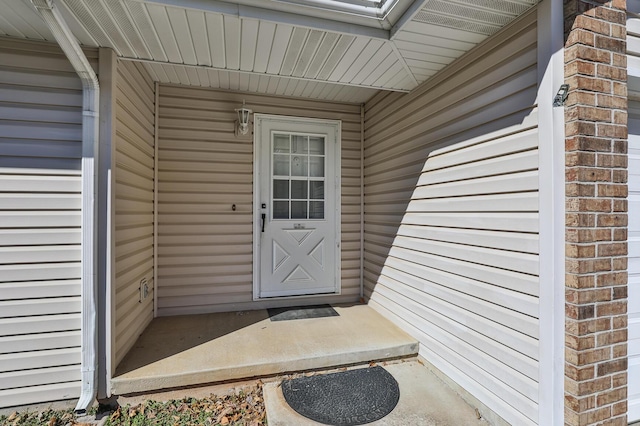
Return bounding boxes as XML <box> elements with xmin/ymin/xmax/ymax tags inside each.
<box><xmin>235</xmin><ymin>100</ymin><xmax>253</xmax><ymax>136</ymax></box>
<box><xmin>553</xmin><ymin>84</ymin><xmax>570</xmax><ymax>107</ymax></box>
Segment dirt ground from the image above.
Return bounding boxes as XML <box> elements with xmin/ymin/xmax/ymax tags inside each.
<box><xmin>0</xmin><ymin>381</ymin><xmax>266</xmax><ymax>426</ymax></box>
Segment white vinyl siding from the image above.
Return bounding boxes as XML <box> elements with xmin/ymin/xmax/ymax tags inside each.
<box><xmin>114</xmin><ymin>60</ymin><xmax>156</xmax><ymax>366</ymax></box>
<box><xmin>363</xmin><ymin>10</ymin><xmax>539</xmax><ymax>426</ymax></box>
<box><xmin>157</xmin><ymin>87</ymin><xmax>361</xmax><ymax>315</ymax></box>
<box><xmin>0</xmin><ymin>38</ymin><xmax>96</xmax><ymax>408</ymax></box>
<box><xmin>628</xmin><ymin>100</ymin><xmax>640</xmax><ymax>422</ymax></box>
<box><xmin>628</xmin><ymin>6</ymin><xmax>640</xmax><ymax>421</ymax></box>
<box><xmin>628</xmin><ymin>4</ymin><xmax>640</xmax><ymax>77</ymax></box>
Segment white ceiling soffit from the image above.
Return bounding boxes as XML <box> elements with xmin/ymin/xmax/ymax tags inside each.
<box><xmin>61</xmin><ymin>0</ymin><xmax>417</xmax><ymax>92</ymax></box>
<box><xmin>140</xmin><ymin>60</ymin><xmax>379</xmax><ymax>103</ymax></box>
<box><xmin>394</xmin><ymin>0</ymin><xmax>540</xmax><ymax>82</ymax></box>
<box><xmin>0</xmin><ymin>0</ymin><xmax>539</xmax><ymax>102</ymax></box>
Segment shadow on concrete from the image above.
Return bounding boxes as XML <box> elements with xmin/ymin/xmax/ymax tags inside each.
<box><xmin>114</xmin><ymin>309</ymin><xmax>269</xmax><ymax>376</ymax></box>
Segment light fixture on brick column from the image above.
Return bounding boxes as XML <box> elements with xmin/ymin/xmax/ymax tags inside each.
<box><xmin>235</xmin><ymin>100</ymin><xmax>252</xmax><ymax>137</ymax></box>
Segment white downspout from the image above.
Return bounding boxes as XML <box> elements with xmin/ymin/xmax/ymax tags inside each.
<box><xmin>31</xmin><ymin>0</ymin><xmax>99</xmax><ymax>412</ymax></box>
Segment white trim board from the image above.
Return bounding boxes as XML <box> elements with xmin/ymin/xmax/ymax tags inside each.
<box><xmin>536</xmin><ymin>0</ymin><xmax>565</xmax><ymax>424</ymax></box>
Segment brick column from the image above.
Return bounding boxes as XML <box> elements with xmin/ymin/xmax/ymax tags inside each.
<box><xmin>564</xmin><ymin>0</ymin><xmax>628</xmax><ymax>425</ymax></box>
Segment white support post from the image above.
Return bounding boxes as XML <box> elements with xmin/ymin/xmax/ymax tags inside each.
<box><xmin>97</xmin><ymin>47</ymin><xmax>116</xmax><ymax>400</ymax></box>
<box><xmin>537</xmin><ymin>0</ymin><xmax>565</xmax><ymax>424</ymax></box>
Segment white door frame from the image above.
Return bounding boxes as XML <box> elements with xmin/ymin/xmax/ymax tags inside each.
<box><xmin>253</xmin><ymin>114</ymin><xmax>341</xmax><ymax>300</ymax></box>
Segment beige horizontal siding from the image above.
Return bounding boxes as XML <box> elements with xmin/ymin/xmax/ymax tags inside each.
<box><xmin>0</xmin><ymin>38</ymin><xmax>97</xmax><ymax>408</ymax></box>
<box><xmin>157</xmin><ymin>86</ymin><xmax>362</xmax><ymax>315</ymax></box>
<box><xmin>114</xmin><ymin>60</ymin><xmax>155</xmax><ymax>366</ymax></box>
<box><xmin>363</xmin><ymin>10</ymin><xmax>539</xmax><ymax>426</ymax></box>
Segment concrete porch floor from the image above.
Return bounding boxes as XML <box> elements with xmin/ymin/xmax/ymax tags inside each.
<box><xmin>111</xmin><ymin>304</ymin><xmax>419</xmax><ymax>395</ymax></box>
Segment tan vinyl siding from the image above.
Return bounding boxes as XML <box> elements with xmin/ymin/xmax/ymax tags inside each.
<box><xmin>363</xmin><ymin>11</ymin><xmax>539</xmax><ymax>426</ymax></box>
<box><xmin>157</xmin><ymin>87</ymin><xmax>361</xmax><ymax>315</ymax></box>
<box><xmin>0</xmin><ymin>38</ymin><xmax>97</xmax><ymax>408</ymax></box>
<box><xmin>114</xmin><ymin>60</ymin><xmax>156</xmax><ymax>366</ymax></box>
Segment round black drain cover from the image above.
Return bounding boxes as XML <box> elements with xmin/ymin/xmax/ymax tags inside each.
<box><xmin>281</xmin><ymin>366</ymin><xmax>400</xmax><ymax>425</ymax></box>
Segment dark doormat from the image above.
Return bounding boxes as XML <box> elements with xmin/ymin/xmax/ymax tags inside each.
<box><xmin>281</xmin><ymin>366</ymin><xmax>400</xmax><ymax>425</ymax></box>
<box><xmin>268</xmin><ymin>304</ymin><xmax>339</xmax><ymax>321</ymax></box>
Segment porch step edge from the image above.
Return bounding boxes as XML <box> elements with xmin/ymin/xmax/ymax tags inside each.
<box><xmin>110</xmin><ymin>342</ymin><xmax>418</xmax><ymax>396</ymax></box>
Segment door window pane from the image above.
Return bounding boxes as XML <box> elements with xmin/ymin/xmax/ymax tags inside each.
<box><xmin>309</xmin><ymin>181</ymin><xmax>324</xmax><ymax>199</ymax></box>
<box><xmin>273</xmin><ymin>201</ymin><xmax>289</xmax><ymax>219</ymax></box>
<box><xmin>291</xmin><ymin>155</ymin><xmax>308</xmax><ymax>177</ymax></box>
<box><xmin>273</xmin><ymin>179</ymin><xmax>289</xmax><ymax>199</ymax></box>
<box><xmin>309</xmin><ymin>156</ymin><xmax>324</xmax><ymax>177</ymax></box>
<box><xmin>309</xmin><ymin>137</ymin><xmax>324</xmax><ymax>155</ymax></box>
<box><xmin>291</xmin><ymin>201</ymin><xmax>307</xmax><ymax>219</ymax></box>
<box><xmin>274</xmin><ymin>154</ymin><xmax>289</xmax><ymax>176</ymax></box>
<box><xmin>274</xmin><ymin>134</ymin><xmax>290</xmax><ymax>153</ymax></box>
<box><xmin>291</xmin><ymin>180</ymin><xmax>307</xmax><ymax>199</ymax></box>
<box><xmin>309</xmin><ymin>201</ymin><xmax>324</xmax><ymax>219</ymax></box>
<box><xmin>292</xmin><ymin>135</ymin><xmax>308</xmax><ymax>154</ymax></box>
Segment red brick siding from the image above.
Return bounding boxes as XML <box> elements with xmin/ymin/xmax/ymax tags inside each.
<box><xmin>564</xmin><ymin>1</ymin><xmax>628</xmax><ymax>425</ymax></box>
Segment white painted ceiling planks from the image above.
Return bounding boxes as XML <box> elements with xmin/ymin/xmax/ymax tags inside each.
<box><xmin>0</xmin><ymin>0</ymin><xmax>540</xmax><ymax>102</ymax></box>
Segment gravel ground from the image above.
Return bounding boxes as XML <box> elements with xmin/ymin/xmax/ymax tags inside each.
<box><xmin>0</xmin><ymin>381</ymin><xmax>266</xmax><ymax>426</ymax></box>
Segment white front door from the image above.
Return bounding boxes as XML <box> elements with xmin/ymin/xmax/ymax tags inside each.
<box><xmin>254</xmin><ymin>115</ymin><xmax>341</xmax><ymax>299</ymax></box>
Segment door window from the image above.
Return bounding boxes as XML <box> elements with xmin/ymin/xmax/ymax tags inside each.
<box><xmin>272</xmin><ymin>133</ymin><xmax>326</xmax><ymax>220</ymax></box>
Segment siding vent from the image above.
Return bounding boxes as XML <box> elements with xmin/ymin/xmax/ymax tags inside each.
<box><xmin>429</xmin><ymin>0</ymin><xmax>534</xmax><ymax>16</ymax></box>
<box><xmin>414</xmin><ymin>0</ymin><xmax>539</xmax><ymax>36</ymax></box>
<box><xmin>412</xmin><ymin>12</ymin><xmax>500</xmax><ymax>35</ymax></box>
<box><xmin>427</xmin><ymin>1</ymin><xmax>516</xmax><ymax>25</ymax></box>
